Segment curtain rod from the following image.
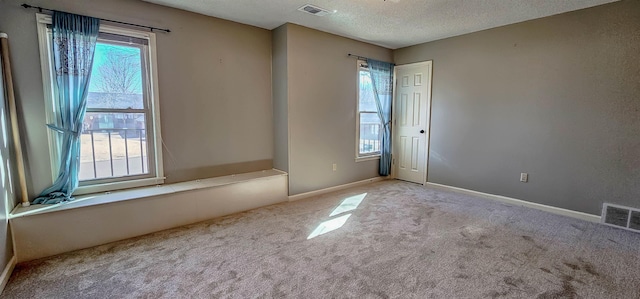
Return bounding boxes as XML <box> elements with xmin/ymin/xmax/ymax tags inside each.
<box><xmin>347</xmin><ymin>53</ymin><xmax>395</xmax><ymax>65</ymax></box>
<box><xmin>348</xmin><ymin>53</ymin><xmax>368</xmax><ymax>61</ymax></box>
<box><xmin>21</xmin><ymin>3</ymin><xmax>171</xmax><ymax>33</ymax></box>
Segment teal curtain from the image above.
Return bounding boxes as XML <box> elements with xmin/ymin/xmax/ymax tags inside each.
<box><xmin>33</xmin><ymin>12</ymin><xmax>99</xmax><ymax>204</ymax></box>
<box><xmin>367</xmin><ymin>59</ymin><xmax>394</xmax><ymax>176</ymax></box>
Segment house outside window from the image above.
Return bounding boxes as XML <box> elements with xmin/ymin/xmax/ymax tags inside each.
<box><xmin>356</xmin><ymin>60</ymin><xmax>382</xmax><ymax>160</ymax></box>
<box><xmin>36</xmin><ymin>14</ymin><xmax>164</xmax><ymax>194</ymax></box>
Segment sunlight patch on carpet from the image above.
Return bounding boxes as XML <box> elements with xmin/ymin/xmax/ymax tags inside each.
<box><xmin>307</xmin><ymin>193</ymin><xmax>367</xmax><ymax>239</ymax></box>
<box><xmin>329</xmin><ymin>193</ymin><xmax>367</xmax><ymax>217</ymax></box>
<box><xmin>307</xmin><ymin>214</ymin><xmax>351</xmax><ymax>239</ymax></box>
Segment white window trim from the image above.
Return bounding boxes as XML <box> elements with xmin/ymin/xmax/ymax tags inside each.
<box><xmin>355</xmin><ymin>59</ymin><xmax>381</xmax><ymax>162</ymax></box>
<box><xmin>36</xmin><ymin>13</ymin><xmax>164</xmax><ymax>195</ymax></box>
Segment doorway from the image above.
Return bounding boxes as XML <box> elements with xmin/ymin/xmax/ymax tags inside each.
<box><xmin>392</xmin><ymin>61</ymin><xmax>432</xmax><ymax>184</ymax></box>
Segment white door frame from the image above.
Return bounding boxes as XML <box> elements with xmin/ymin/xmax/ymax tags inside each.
<box><xmin>391</xmin><ymin>61</ymin><xmax>433</xmax><ymax>184</ymax></box>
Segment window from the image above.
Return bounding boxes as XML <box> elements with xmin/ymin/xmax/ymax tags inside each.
<box><xmin>356</xmin><ymin>60</ymin><xmax>382</xmax><ymax>160</ymax></box>
<box><xmin>37</xmin><ymin>14</ymin><xmax>163</xmax><ymax>194</ymax></box>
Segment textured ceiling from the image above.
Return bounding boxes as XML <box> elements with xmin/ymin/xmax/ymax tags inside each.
<box><xmin>142</xmin><ymin>0</ymin><xmax>618</xmax><ymax>49</ymax></box>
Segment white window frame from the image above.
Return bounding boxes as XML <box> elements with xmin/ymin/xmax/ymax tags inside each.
<box><xmin>355</xmin><ymin>59</ymin><xmax>381</xmax><ymax>162</ymax></box>
<box><xmin>36</xmin><ymin>13</ymin><xmax>164</xmax><ymax>195</ymax></box>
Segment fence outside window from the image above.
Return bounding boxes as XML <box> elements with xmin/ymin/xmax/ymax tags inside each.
<box><xmin>79</xmin><ymin>128</ymin><xmax>148</xmax><ymax>181</ymax></box>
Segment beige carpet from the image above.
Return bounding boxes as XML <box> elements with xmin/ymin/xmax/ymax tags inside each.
<box><xmin>4</xmin><ymin>180</ymin><xmax>640</xmax><ymax>298</ymax></box>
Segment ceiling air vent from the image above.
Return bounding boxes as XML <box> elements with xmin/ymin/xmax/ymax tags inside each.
<box><xmin>298</xmin><ymin>4</ymin><xmax>332</xmax><ymax>17</ymax></box>
<box><xmin>602</xmin><ymin>203</ymin><xmax>640</xmax><ymax>233</ymax></box>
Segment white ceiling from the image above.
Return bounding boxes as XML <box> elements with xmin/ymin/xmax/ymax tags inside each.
<box><xmin>143</xmin><ymin>0</ymin><xmax>618</xmax><ymax>49</ymax></box>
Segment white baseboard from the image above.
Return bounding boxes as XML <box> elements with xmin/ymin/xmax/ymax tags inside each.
<box><xmin>426</xmin><ymin>182</ymin><xmax>601</xmax><ymax>223</ymax></box>
<box><xmin>0</xmin><ymin>255</ymin><xmax>16</xmax><ymax>294</ymax></box>
<box><xmin>289</xmin><ymin>177</ymin><xmax>385</xmax><ymax>202</ymax></box>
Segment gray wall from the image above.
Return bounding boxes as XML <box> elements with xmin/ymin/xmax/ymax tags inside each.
<box><xmin>0</xmin><ymin>0</ymin><xmax>274</xmax><ymax>198</ymax></box>
<box><xmin>272</xmin><ymin>25</ymin><xmax>289</xmax><ymax>173</ymax></box>
<box><xmin>394</xmin><ymin>0</ymin><xmax>640</xmax><ymax>215</ymax></box>
<box><xmin>282</xmin><ymin>24</ymin><xmax>392</xmax><ymax>195</ymax></box>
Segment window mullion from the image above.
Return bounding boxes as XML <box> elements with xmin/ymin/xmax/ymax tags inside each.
<box><xmin>85</xmin><ymin>108</ymin><xmax>148</xmax><ymax>113</ymax></box>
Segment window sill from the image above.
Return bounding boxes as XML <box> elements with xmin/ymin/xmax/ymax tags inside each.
<box><xmin>75</xmin><ymin>177</ymin><xmax>166</xmax><ymax>196</ymax></box>
<box><xmin>356</xmin><ymin>155</ymin><xmax>381</xmax><ymax>162</ymax></box>
<box><xmin>10</xmin><ymin>169</ymin><xmax>287</xmax><ymax>219</ymax></box>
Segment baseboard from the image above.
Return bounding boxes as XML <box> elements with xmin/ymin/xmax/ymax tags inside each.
<box><xmin>426</xmin><ymin>182</ymin><xmax>601</xmax><ymax>223</ymax></box>
<box><xmin>0</xmin><ymin>255</ymin><xmax>16</xmax><ymax>294</ymax></box>
<box><xmin>289</xmin><ymin>177</ymin><xmax>385</xmax><ymax>202</ymax></box>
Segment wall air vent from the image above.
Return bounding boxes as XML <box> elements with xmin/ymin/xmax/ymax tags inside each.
<box><xmin>602</xmin><ymin>203</ymin><xmax>640</xmax><ymax>233</ymax></box>
<box><xmin>297</xmin><ymin>4</ymin><xmax>333</xmax><ymax>17</ymax></box>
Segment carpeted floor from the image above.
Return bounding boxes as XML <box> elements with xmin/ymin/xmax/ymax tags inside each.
<box><xmin>4</xmin><ymin>180</ymin><xmax>640</xmax><ymax>298</ymax></box>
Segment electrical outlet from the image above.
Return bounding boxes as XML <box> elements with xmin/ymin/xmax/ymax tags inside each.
<box><xmin>520</xmin><ymin>173</ymin><xmax>528</xmax><ymax>183</ymax></box>
<box><xmin>333</xmin><ymin>163</ymin><xmax>337</xmax><ymax>171</ymax></box>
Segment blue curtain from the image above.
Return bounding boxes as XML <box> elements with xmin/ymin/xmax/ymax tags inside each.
<box><xmin>367</xmin><ymin>59</ymin><xmax>394</xmax><ymax>176</ymax></box>
<box><xmin>33</xmin><ymin>12</ymin><xmax>99</xmax><ymax>204</ymax></box>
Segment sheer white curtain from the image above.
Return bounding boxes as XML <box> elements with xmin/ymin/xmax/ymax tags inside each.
<box><xmin>1</xmin><ymin>33</ymin><xmax>28</xmax><ymax>207</ymax></box>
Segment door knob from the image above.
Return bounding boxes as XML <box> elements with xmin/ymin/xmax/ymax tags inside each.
<box><xmin>420</xmin><ymin>130</ymin><xmax>425</xmax><ymax>134</ymax></box>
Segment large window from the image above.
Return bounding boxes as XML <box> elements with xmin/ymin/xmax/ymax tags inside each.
<box><xmin>37</xmin><ymin>14</ymin><xmax>163</xmax><ymax>194</ymax></box>
<box><xmin>356</xmin><ymin>60</ymin><xmax>382</xmax><ymax>160</ymax></box>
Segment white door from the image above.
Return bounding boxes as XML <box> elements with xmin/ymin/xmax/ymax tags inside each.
<box><xmin>393</xmin><ymin>61</ymin><xmax>432</xmax><ymax>184</ymax></box>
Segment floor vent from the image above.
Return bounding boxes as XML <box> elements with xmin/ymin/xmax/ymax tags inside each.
<box><xmin>297</xmin><ymin>4</ymin><xmax>333</xmax><ymax>16</ymax></box>
<box><xmin>602</xmin><ymin>203</ymin><xmax>640</xmax><ymax>232</ymax></box>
